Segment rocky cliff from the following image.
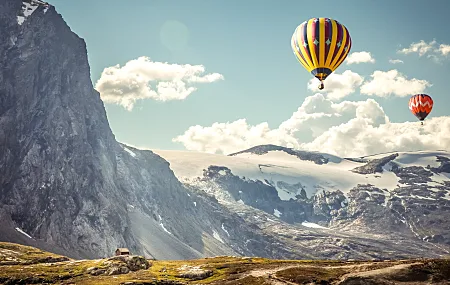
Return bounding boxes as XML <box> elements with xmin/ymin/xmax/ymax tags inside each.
<box><xmin>0</xmin><ymin>0</ymin><xmax>240</xmax><ymax>260</ymax></box>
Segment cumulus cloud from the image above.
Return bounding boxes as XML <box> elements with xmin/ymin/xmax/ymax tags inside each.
<box><xmin>307</xmin><ymin>70</ymin><xmax>364</xmax><ymax>100</ymax></box>
<box><xmin>172</xmin><ymin>120</ymin><xmax>298</xmax><ymax>155</ymax></box>
<box><xmin>360</xmin><ymin>69</ymin><xmax>431</xmax><ymax>97</ymax></box>
<box><xmin>95</xmin><ymin>56</ymin><xmax>224</xmax><ymax>110</ymax></box>
<box><xmin>389</xmin><ymin>59</ymin><xmax>404</xmax><ymax>64</ymax></box>
<box><xmin>345</xmin><ymin>51</ymin><xmax>375</xmax><ymax>64</ymax></box>
<box><xmin>398</xmin><ymin>40</ymin><xmax>437</xmax><ymax>56</ymax></box>
<box><xmin>437</xmin><ymin>44</ymin><xmax>450</xmax><ymax>56</ymax></box>
<box><xmin>398</xmin><ymin>40</ymin><xmax>450</xmax><ymax>61</ymax></box>
<box><xmin>173</xmin><ymin>93</ymin><xmax>449</xmax><ymax>157</ymax></box>
<box><xmin>301</xmin><ymin>117</ymin><xmax>449</xmax><ymax>157</ymax></box>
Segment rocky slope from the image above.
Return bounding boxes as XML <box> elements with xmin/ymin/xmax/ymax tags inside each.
<box><xmin>0</xmin><ymin>0</ymin><xmax>244</xmax><ymax>260</ymax></box>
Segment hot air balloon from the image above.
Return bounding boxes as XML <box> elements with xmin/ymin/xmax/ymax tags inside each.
<box><xmin>291</xmin><ymin>18</ymin><xmax>352</xmax><ymax>90</ymax></box>
<box><xmin>409</xmin><ymin>94</ymin><xmax>433</xmax><ymax>125</ymax></box>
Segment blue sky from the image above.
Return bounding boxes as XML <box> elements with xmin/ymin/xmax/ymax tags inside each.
<box><xmin>47</xmin><ymin>0</ymin><xmax>450</xmax><ymax>156</ymax></box>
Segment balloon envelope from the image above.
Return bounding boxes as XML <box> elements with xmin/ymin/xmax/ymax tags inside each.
<box><xmin>291</xmin><ymin>18</ymin><xmax>352</xmax><ymax>88</ymax></box>
<box><xmin>409</xmin><ymin>94</ymin><xmax>433</xmax><ymax>121</ymax></box>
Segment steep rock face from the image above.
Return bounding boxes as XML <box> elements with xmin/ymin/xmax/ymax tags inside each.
<box><xmin>0</xmin><ymin>0</ymin><xmax>130</xmax><ymax>258</ymax></box>
<box><xmin>0</xmin><ymin>0</ymin><xmax>237</xmax><ymax>260</ymax></box>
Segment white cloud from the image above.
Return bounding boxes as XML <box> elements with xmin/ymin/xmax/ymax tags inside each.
<box><xmin>173</xmin><ymin>93</ymin><xmax>449</xmax><ymax>157</ymax></box>
<box><xmin>172</xmin><ymin>119</ymin><xmax>299</xmax><ymax>155</ymax></box>
<box><xmin>389</xmin><ymin>59</ymin><xmax>404</xmax><ymax>64</ymax></box>
<box><xmin>345</xmin><ymin>51</ymin><xmax>375</xmax><ymax>64</ymax></box>
<box><xmin>95</xmin><ymin>56</ymin><xmax>224</xmax><ymax>110</ymax></box>
<box><xmin>398</xmin><ymin>40</ymin><xmax>437</xmax><ymax>56</ymax></box>
<box><xmin>398</xmin><ymin>40</ymin><xmax>450</xmax><ymax>62</ymax></box>
<box><xmin>307</xmin><ymin>70</ymin><xmax>364</xmax><ymax>101</ymax></box>
<box><xmin>360</xmin><ymin>69</ymin><xmax>431</xmax><ymax>97</ymax></box>
<box><xmin>301</xmin><ymin>117</ymin><xmax>449</xmax><ymax>157</ymax></box>
<box><xmin>437</xmin><ymin>44</ymin><xmax>450</xmax><ymax>56</ymax></box>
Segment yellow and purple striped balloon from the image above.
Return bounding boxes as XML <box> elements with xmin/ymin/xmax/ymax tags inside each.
<box><xmin>291</xmin><ymin>18</ymin><xmax>352</xmax><ymax>90</ymax></box>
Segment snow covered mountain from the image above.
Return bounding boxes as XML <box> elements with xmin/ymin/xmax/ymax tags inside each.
<box><xmin>153</xmin><ymin>144</ymin><xmax>450</xmax><ymax>259</ymax></box>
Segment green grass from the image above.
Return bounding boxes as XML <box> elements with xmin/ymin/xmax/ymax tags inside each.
<box><xmin>275</xmin><ymin>266</ymin><xmax>347</xmax><ymax>284</ymax></box>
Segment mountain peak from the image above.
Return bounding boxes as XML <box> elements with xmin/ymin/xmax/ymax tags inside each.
<box><xmin>17</xmin><ymin>0</ymin><xmax>51</xmax><ymax>26</ymax></box>
<box><xmin>228</xmin><ymin>144</ymin><xmax>342</xmax><ymax>164</ymax></box>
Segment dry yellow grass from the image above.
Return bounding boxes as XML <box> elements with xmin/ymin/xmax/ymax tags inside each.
<box><xmin>0</xmin><ymin>242</ymin><xmax>449</xmax><ymax>284</ymax></box>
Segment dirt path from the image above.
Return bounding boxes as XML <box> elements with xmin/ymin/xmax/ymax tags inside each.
<box><xmin>242</xmin><ymin>264</ymin><xmax>300</xmax><ymax>284</ymax></box>
<box><xmin>235</xmin><ymin>261</ymin><xmax>424</xmax><ymax>285</ymax></box>
<box><xmin>268</xmin><ymin>275</ymin><xmax>299</xmax><ymax>285</ymax></box>
<box><xmin>246</xmin><ymin>264</ymin><xmax>299</xmax><ymax>277</ymax></box>
<box><xmin>333</xmin><ymin>262</ymin><xmax>424</xmax><ymax>284</ymax></box>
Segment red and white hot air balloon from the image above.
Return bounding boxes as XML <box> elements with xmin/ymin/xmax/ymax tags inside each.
<box><xmin>409</xmin><ymin>94</ymin><xmax>433</xmax><ymax>125</ymax></box>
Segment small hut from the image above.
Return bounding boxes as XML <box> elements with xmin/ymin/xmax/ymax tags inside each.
<box><xmin>115</xmin><ymin>248</ymin><xmax>130</xmax><ymax>256</ymax></box>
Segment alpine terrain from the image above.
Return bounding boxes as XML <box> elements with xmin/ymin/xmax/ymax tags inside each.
<box><xmin>0</xmin><ymin>0</ymin><xmax>449</xmax><ymax>263</ymax></box>
<box><xmin>1</xmin><ymin>242</ymin><xmax>449</xmax><ymax>285</ymax></box>
<box><xmin>153</xmin><ymin>145</ymin><xmax>450</xmax><ymax>260</ymax></box>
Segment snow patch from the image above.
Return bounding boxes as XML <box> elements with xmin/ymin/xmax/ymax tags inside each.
<box><xmin>301</xmin><ymin>221</ymin><xmax>328</xmax><ymax>229</ymax></box>
<box><xmin>445</xmin><ymin>192</ymin><xmax>450</xmax><ymax>201</ymax></box>
<box><xmin>158</xmin><ymin>215</ymin><xmax>172</xmax><ymax>235</ymax></box>
<box><xmin>432</xmin><ymin>173</ymin><xmax>450</xmax><ymax>185</ymax></box>
<box><xmin>427</xmin><ymin>181</ymin><xmax>444</xmax><ymax>187</ymax></box>
<box><xmin>221</xmin><ymin>223</ymin><xmax>230</xmax><ymax>236</ymax></box>
<box><xmin>17</xmin><ymin>1</ymin><xmax>39</xmax><ymax>26</ymax></box>
<box><xmin>395</xmin><ymin>153</ymin><xmax>445</xmax><ymax>168</ymax></box>
<box><xmin>364</xmin><ymin>151</ymin><xmax>449</xmax><ymax>169</ymax></box>
<box><xmin>382</xmin><ymin>162</ymin><xmax>393</xmax><ymax>172</ymax></box>
<box><xmin>273</xmin><ymin>208</ymin><xmax>282</xmax><ymax>218</ymax></box>
<box><xmin>212</xmin><ymin>230</ymin><xmax>224</xmax><ymax>243</ymax></box>
<box><xmin>15</xmin><ymin>227</ymin><xmax>33</xmax><ymax>239</ymax></box>
<box><xmin>410</xmin><ymin>195</ymin><xmax>436</xmax><ymax>201</ymax></box>
<box><xmin>276</xmin><ymin>188</ymin><xmax>297</xmax><ymax>201</ymax></box>
<box><xmin>123</xmin><ymin>147</ymin><xmax>137</xmax><ymax>158</ymax></box>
